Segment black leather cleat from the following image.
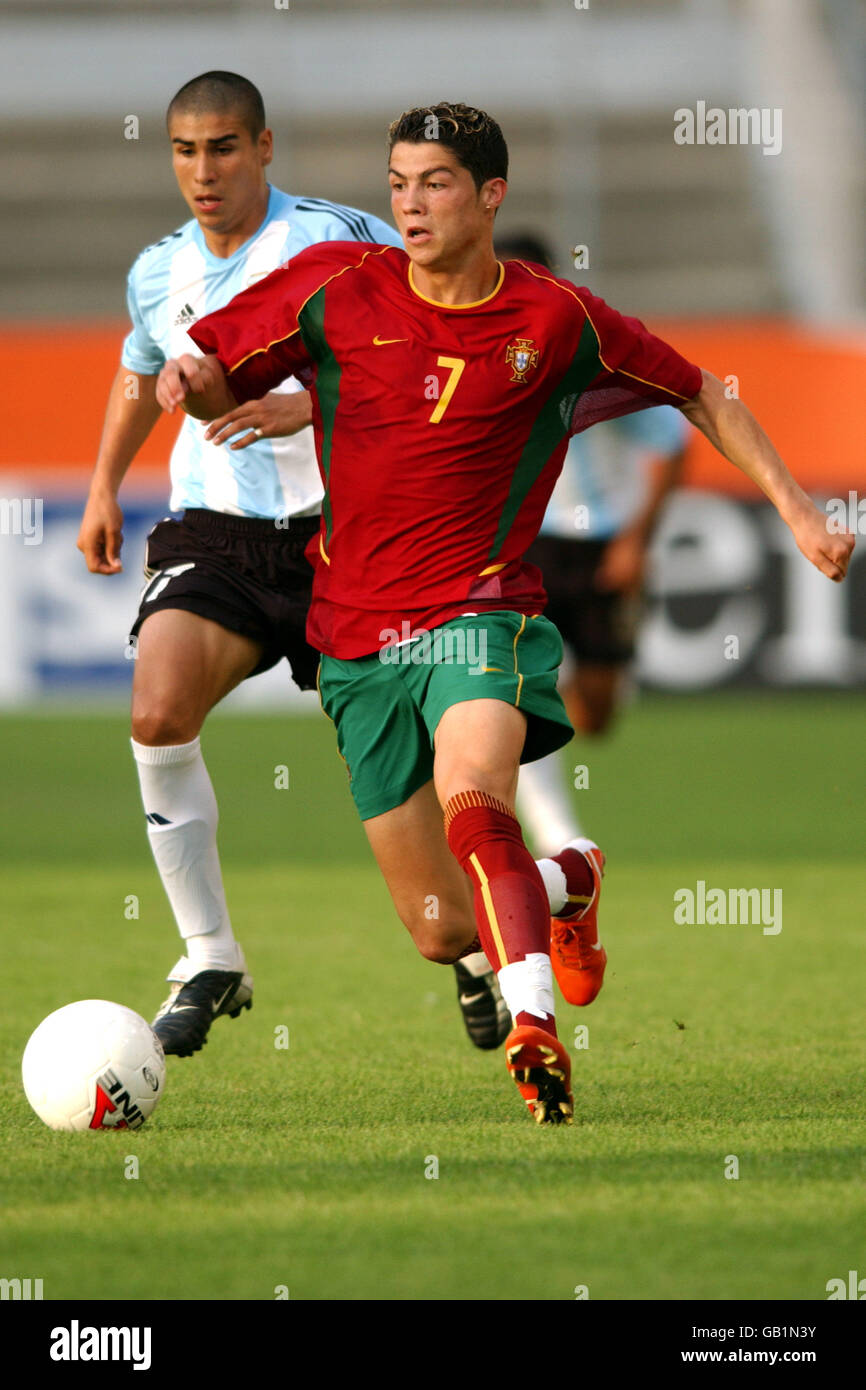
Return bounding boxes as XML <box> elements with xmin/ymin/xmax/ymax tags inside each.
<box><xmin>454</xmin><ymin>961</ymin><xmax>510</xmax><ymax>1051</ymax></box>
<box><xmin>152</xmin><ymin>969</ymin><xmax>252</xmax><ymax>1057</ymax></box>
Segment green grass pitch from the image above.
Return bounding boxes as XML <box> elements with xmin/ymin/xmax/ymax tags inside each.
<box><xmin>1</xmin><ymin>693</ymin><xmax>864</xmax><ymax>1301</ymax></box>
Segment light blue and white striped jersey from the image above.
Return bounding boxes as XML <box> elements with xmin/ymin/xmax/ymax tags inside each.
<box><xmin>541</xmin><ymin>405</ymin><xmax>689</xmax><ymax>540</ymax></box>
<box><xmin>122</xmin><ymin>185</ymin><xmax>402</xmax><ymax>519</ymax></box>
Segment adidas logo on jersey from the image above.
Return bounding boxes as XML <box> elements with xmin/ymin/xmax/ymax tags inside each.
<box><xmin>173</xmin><ymin>302</ymin><xmax>197</xmax><ymax>327</ymax></box>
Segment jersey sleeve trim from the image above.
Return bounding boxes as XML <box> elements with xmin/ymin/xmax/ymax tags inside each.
<box><xmin>516</xmin><ymin>262</ymin><xmax>699</xmax><ymax>404</ymax></box>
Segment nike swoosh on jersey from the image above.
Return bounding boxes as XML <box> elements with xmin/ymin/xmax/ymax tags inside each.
<box><xmin>372</xmin><ymin>335</ymin><xmax>408</xmax><ymax>345</ymax></box>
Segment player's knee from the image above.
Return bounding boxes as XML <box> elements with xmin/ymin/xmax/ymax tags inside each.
<box><xmin>414</xmin><ymin>937</ymin><xmax>465</xmax><ymax>965</ymax></box>
<box><xmin>438</xmin><ymin>763</ymin><xmax>516</xmax><ymax>811</ymax></box>
<box><xmin>131</xmin><ymin>698</ymin><xmax>200</xmax><ymax>747</ymax></box>
<box><xmin>407</xmin><ymin>914</ymin><xmax>474</xmax><ymax>964</ymax></box>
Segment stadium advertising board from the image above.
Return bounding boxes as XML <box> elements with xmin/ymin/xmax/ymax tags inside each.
<box><xmin>1</xmin><ymin>321</ymin><xmax>863</xmax><ymax>701</ymax></box>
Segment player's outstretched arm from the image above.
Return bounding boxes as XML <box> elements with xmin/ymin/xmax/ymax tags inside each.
<box><xmin>156</xmin><ymin>353</ymin><xmax>237</xmax><ymax>421</ymax></box>
<box><xmin>680</xmin><ymin>369</ymin><xmax>855</xmax><ymax>582</ymax></box>
<box><xmin>77</xmin><ymin>367</ymin><xmax>162</xmax><ymax>574</ymax></box>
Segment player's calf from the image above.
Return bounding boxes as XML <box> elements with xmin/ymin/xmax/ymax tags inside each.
<box><xmin>444</xmin><ymin>790</ymin><xmax>557</xmax><ymax>1032</ymax></box>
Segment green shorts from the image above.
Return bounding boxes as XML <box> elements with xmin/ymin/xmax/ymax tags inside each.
<box><xmin>317</xmin><ymin>611</ymin><xmax>573</xmax><ymax>820</ymax></box>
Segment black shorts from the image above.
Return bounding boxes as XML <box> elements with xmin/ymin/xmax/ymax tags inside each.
<box><xmin>129</xmin><ymin>509</ymin><xmax>321</xmax><ymax>690</ymax></box>
<box><xmin>525</xmin><ymin>535</ymin><xmax>640</xmax><ymax>666</ymax></box>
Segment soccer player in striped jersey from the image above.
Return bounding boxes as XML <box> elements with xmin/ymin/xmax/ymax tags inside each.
<box><xmin>77</xmin><ymin>71</ymin><xmax>402</xmax><ymax>1057</ymax></box>
<box><xmin>156</xmin><ymin>102</ymin><xmax>854</xmax><ymax>1123</ymax></box>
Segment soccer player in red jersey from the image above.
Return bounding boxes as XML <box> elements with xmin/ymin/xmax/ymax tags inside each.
<box><xmin>156</xmin><ymin>103</ymin><xmax>854</xmax><ymax>1125</ymax></box>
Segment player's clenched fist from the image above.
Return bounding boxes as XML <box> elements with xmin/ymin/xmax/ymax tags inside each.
<box><xmin>789</xmin><ymin>502</ymin><xmax>856</xmax><ymax>582</ymax></box>
<box><xmin>156</xmin><ymin>353</ymin><xmax>232</xmax><ymax>419</ymax></box>
<box><xmin>77</xmin><ymin>491</ymin><xmax>124</xmax><ymax>574</ymax></box>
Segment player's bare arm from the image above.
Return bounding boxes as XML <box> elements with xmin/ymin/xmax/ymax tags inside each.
<box><xmin>77</xmin><ymin>367</ymin><xmax>162</xmax><ymax>574</ymax></box>
<box><xmin>203</xmin><ymin>389</ymin><xmax>313</xmax><ymax>450</ymax></box>
<box><xmin>156</xmin><ymin>352</ymin><xmax>236</xmax><ymax>419</ymax></box>
<box><xmin>681</xmin><ymin>368</ymin><xmax>855</xmax><ymax>581</ymax></box>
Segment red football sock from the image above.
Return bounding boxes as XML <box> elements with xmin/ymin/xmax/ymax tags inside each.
<box><xmin>514</xmin><ymin>1010</ymin><xmax>557</xmax><ymax>1038</ymax></box>
<box><xmin>445</xmin><ymin>792</ymin><xmax>550</xmax><ymax>971</ymax></box>
<box><xmin>444</xmin><ymin>792</ymin><xmax>556</xmax><ymax>1037</ymax></box>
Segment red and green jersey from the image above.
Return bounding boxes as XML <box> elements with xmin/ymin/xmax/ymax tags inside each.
<box><xmin>190</xmin><ymin>243</ymin><xmax>701</xmax><ymax>658</ymax></box>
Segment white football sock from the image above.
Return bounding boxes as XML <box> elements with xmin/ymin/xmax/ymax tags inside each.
<box><xmin>517</xmin><ymin>751</ymin><xmax>582</xmax><ymax>855</ymax></box>
<box><xmin>535</xmin><ymin>857</ymin><xmax>569</xmax><ymax>917</ymax></box>
<box><xmin>497</xmin><ymin>953</ymin><xmax>556</xmax><ymax>1023</ymax></box>
<box><xmin>536</xmin><ymin>837</ymin><xmax>602</xmax><ymax>918</ymax></box>
<box><xmin>458</xmin><ymin>950</ymin><xmax>494</xmax><ymax>978</ymax></box>
<box><xmin>131</xmin><ymin>736</ymin><xmax>240</xmax><ymax>972</ymax></box>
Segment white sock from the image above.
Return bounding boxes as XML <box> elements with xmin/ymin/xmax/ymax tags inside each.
<box><xmin>458</xmin><ymin>950</ymin><xmax>494</xmax><ymax>977</ymax></box>
<box><xmin>497</xmin><ymin>953</ymin><xmax>556</xmax><ymax>1023</ymax></box>
<box><xmin>517</xmin><ymin>751</ymin><xmax>583</xmax><ymax>854</ymax></box>
<box><xmin>131</xmin><ymin>736</ymin><xmax>240</xmax><ymax>972</ymax></box>
<box><xmin>535</xmin><ymin>836</ymin><xmax>601</xmax><ymax>917</ymax></box>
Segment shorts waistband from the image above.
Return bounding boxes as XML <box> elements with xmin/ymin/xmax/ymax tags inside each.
<box><xmin>182</xmin><ymin>508</ymin><xmax>321</xmax><ymax>538</ymax></box>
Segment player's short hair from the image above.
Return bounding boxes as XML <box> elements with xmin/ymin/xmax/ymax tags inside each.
<box><xmin>167</xmin><ymin>71</ymin><xmax>266</xmax><ymax>140</ymax></box>
<box><xmin>388</xmin><ymin>102</ymin><xmax>508</xmax><ymax>192</ymax></box>
<box><xmin>494</xmin><ymin>232</ymin><xmax>554</xmax><ymax>269</ymax></box>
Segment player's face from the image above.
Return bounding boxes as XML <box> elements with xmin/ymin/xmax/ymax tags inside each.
<box><xmin>169</xmin><ymin>111</ymin><xmax>273</xmax><ymax>234</ymax></box>
<box><xmin>388</xmin><ymin>142</ymin><xmax>500</xmax><ymax>270</ymax></box>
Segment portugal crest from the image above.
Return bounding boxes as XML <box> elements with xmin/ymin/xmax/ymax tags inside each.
<box><xmin>505</xmin><ymin>337</ymin><xmax>540</xmax><ymax>383</ymax></box>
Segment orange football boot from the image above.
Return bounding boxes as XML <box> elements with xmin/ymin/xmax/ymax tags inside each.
<box><xmin>505</xmin><ymin>1024</ymin><xmax>573</xmax><ymax>1125</ymax></box>
<box><xmin>550</xmin><ymin>840</ymin><xmax>607</xmax><ymax>1006</ymax></box>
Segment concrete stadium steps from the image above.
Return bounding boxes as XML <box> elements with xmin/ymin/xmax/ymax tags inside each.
<box><xmin>0</xmin><ymin>104</ymin><xmax>781</xmax><ymax>318</ymax></box>
<box><xmin>0</xmin><ymin>0</ymin><xmax>683</xmax><ymax>12</ymax></box>
<box><xmin>593</xmin><ymin>111</ymin><xmax>783</xmax><ymax>315</ymax></box>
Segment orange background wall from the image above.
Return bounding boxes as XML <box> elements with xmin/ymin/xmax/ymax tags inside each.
<box><xmin>1</xmin><ymin>320</ymin><xmax>863</xmax><ymax>495</ymax></box>
<box><xmin>0</xmin><ymin>325</ymin><xmax>180</xmax><ymax>476</ymax></box>
<box><xmin>651</xmin><ymin>319</ymin><xmax>866</xmax><ymax>497</ymax></box>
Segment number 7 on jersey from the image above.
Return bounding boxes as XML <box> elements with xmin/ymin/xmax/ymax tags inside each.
<box><xmin>428</xmin><ymin>356</ymin><xmax>466</xmax><ymax>424</ymax></box>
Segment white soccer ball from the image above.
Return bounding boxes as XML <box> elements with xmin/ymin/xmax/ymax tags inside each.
<box><xmin>22</xmin><ymin>1000</ymin><xmax>166</xmax><ymax>1132</ymax></box>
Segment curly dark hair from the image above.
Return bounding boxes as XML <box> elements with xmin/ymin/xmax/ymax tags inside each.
<box><xmin>388</xmin><ymin>102</ymin><xmax>508</xmax><ymax>191</ymax></box>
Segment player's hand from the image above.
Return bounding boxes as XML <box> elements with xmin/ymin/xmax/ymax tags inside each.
<box><xmin>594</xmin><ymin>528</ymin><xmax>646</xmax><ymax>594</ymax></box>
<box><xmin>77</xmin><ymin>491</ymin><xmax>124</xmax><ymax>574</ymax></box>
<box><xmin>789</xmin><ymin>501</ymin><xmax>855</xmax><ymax>581</ymax></box>
<box><xmin>203</xmin><ymin>391</ymin><xmax>313</xmax><ymax>449</ymax></box>
<box><xmin>156</xmin><ymin>354</ymin><xmax>220</xmax><ymax>414</ymax></box>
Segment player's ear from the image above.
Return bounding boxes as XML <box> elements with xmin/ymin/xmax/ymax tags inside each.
<box><xmin>258</xmin><ymin>127</ymin><xmax>274</xmax><ymax>168</ymax></box>
<box><xmin>481</xmin><ymin>177</ymin><xmax>507</xmax><ymax>214</ymax></box>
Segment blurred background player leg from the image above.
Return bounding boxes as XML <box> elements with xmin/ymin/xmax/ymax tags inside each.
<box><xmin>496</xmin><ymin>231</ymin><xmax>690</xmax><ymax>1008</ymax></box>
